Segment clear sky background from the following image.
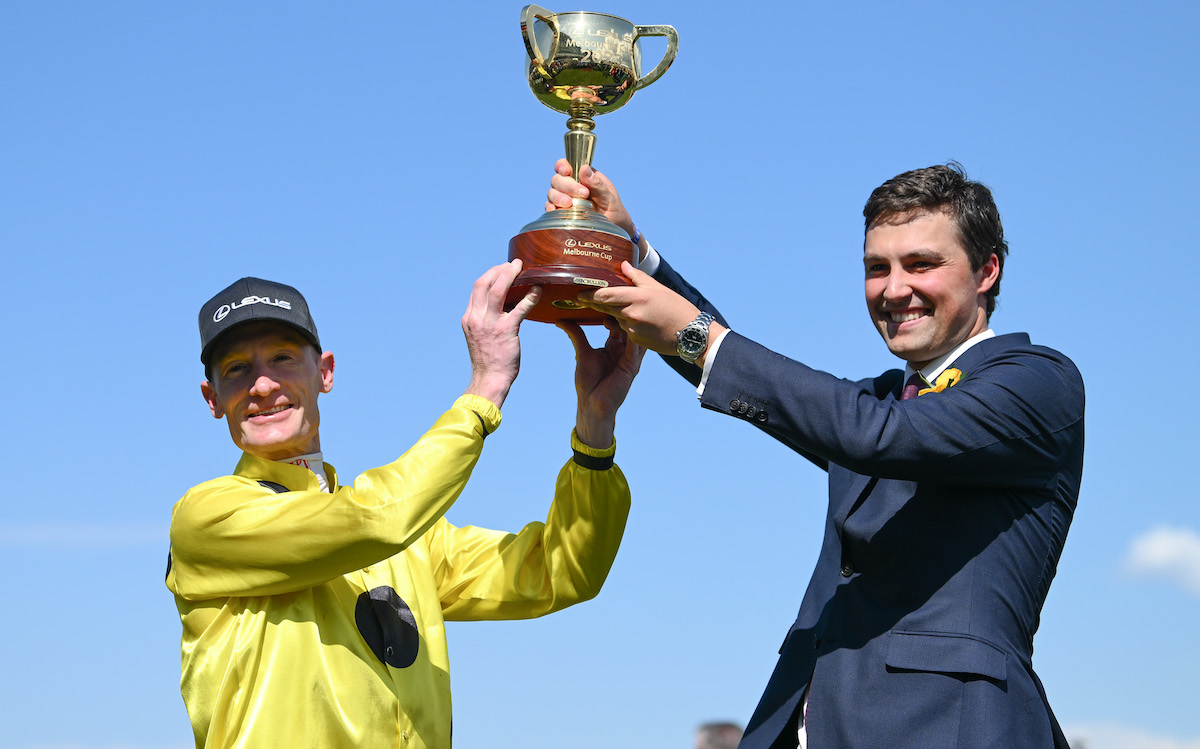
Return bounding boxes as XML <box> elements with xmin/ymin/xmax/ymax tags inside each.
<box><xmin>3</xmin><ymin>2</ymin><xmax>1197</xmax><ymax>748</ymax></box>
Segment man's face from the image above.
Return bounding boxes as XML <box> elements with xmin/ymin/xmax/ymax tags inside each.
<box><xmin>864</xmin><ymin>209</ymin><xmax>999</xmax><ymax>370</ymax></box>
<box><xmin>201</xmin><ymin>322</ymin><xmax>334</xmax><ymax>461</ymax></box>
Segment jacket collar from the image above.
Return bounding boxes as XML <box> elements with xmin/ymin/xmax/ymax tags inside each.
<box><xmin>232</xmin><ymin>451</ymin><xmax>339</xmax><ymax>491</ymax></box>
<box><xmin>904</xmin><ymin>329</ymin><xmax>995</xmax><ymax>385</ymax></box>
<box><xmin>895</xmin><ymin>331</ymin><xmax>1031</xmax><ymax>396</ymax></box>
<box><xmin>946</xmin><ymin>331</ymin><xmax>1030</xmax><ymax>373</ymax></box>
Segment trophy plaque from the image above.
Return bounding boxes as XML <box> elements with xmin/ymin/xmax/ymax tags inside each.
<box><xmin>507</xmin><ymin>5</ymin><xmax>678</xmax><ymax>323</ymax></box>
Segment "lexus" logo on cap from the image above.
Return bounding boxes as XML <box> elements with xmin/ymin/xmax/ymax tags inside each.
<box><xmin>213</xmin><ymin>295</ymin><xmax>293</xmax><ymax>322</ymax></box>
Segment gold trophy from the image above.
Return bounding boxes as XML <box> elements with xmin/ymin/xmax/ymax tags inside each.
<box><xmin>507</xmin><ymin>5</ymin><xmax>678</xmax><ymax>323</ymax></box>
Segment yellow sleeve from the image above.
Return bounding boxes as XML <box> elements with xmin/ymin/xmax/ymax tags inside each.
<box><xmin>168</xmin><ymin>395</ymin><xmax>502</xmax><ymax>600</ymax></box>
<box><xmin>429</xmin><ymin>431</ymin><xmax>631</xmax><ymax>621</ymax></box>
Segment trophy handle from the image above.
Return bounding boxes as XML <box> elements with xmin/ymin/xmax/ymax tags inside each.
<box><xmin>632</xmin><ymin>24</ymin><xmax>678</xmax><ymax>90</ymax></box>
<box><xmin>521</xmin><ymin>4</ymin><xmax>557</xmax><ymax>68</ymax></box>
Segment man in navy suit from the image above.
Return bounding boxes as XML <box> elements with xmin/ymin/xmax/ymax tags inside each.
<box><xmin>546</xmin><ymin>161</ymin><xmax>1084</xmax><ymax>748</ymax></box>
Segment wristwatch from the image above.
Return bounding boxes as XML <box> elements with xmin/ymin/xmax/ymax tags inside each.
<box><xmin>676</xmin><ymin>312</ymin><xmax>715</xmax><ymax>364</ymax></box>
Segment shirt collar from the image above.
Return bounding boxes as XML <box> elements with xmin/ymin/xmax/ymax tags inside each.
<box><xmin>904</xmin><ymin>329</ymin><xmax>995</xmax><ymax>385</ymax></box>
<box><xmin>277</xmin><ymin>453</ymin><xmax>329</xmax><ymax>492</ymax></box>
<box><xmin>233</xmin><ymin>451</ymin><xmax>339</xmax><ymax>492</ymax></box>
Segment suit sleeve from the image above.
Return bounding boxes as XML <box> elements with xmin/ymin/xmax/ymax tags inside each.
<box><xmin>651</xmin><ymin>254</ymin><xmax>730</xmax><ymax>388</ymax></box>
<box><xmin>426</xmin><ymin>431</ymin><xmax>631</xmax><ymax>621</ymax></box>
<box><xmin>653</xmin><ymin>253</ymin><xmax>829</xmax><ymax>470</ymax></box>
<box><xmin>653</xmin><ymin>252</ymin><xmax>1084</xmax><ymax>489</ymax></box>
<box><xmin>168</xmin><ymin>395</ymin><xmax>501</xmax><ymax>600</ymax></box>
<box><xmin>702</xmin><ymin>332</ymin><xmax>1084</xmax><ymax>489</ymax></box>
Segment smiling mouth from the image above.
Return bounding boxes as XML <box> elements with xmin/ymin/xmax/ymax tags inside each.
<box><xmin>889</xmin><ymin>310</ymin><xmax>929</xmax><ymax>323</ymax></box>
<box><xmin>250</xmin><ymin>404</ymin><xmax>292</xmax><ymax>419</ymax></box>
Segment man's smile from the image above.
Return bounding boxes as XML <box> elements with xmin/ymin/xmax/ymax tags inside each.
<box><xmin>889</xmin><ymin>309</ymin><xmax>930</xmax><ymax>323</ymax></box>
<box><xmin>249</xmin><ymin>404</ymin><xmax>293</xmax><ymax>420</ymax></box>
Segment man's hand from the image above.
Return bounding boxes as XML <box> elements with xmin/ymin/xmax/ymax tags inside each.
<box><xmin>462</xmin><ymin>260</ymin><xmax>541</xmax><ymax>409</ymax></box>
<box><xmin>558</xmin><ymin>318</ymin><xmax>645</xmax><ymax>449</ymax></box>
<box><xmin>546</xmin><ymin>159</ymin><xmax>645</xmax><ymax>262</ymax></box>
<box><xmin>575</xmin><ymin>261</ymin><xmax>725</xmax><ymax>364</ymax></box>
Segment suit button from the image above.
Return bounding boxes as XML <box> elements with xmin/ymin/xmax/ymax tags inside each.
<box><xmin>756</xmin><ymin>411</ymin><xmax>768</xmax><ymax>423</ymax></box>
<box><xmin>738</xmin><ymin>402</ymin><xmax>749</xmax><ymax>415</ymax></box>
<box><xmin>841</xmin><ymin>561</ymin><xmax>855</xmax><ymax>577</ymax></box>
<box><xmin>746</xmin><ymin>406</ymin><xmax>757</xmax><ymax>418</ymax></box>
<box><xmin>730</xmin><ymin>399</ymin><xmax>742</xmax><ymax>412</ymax></box>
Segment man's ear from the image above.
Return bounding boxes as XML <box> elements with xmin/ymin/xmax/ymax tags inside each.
<box><xmin>201</xmin><ymin>380</ymin><xmax>225</xmax><ymax>419</ymax></box>
<box><xmin>319</xmin><ymin>352</ymin><xmax>335</xmax><ymax>394</ymax></box>
<box><xmin>977</xmin><ymin>252</ymin><xmax>1000</xmax><ymax>295</ymax></box>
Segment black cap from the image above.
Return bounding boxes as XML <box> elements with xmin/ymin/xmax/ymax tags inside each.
<box><xmin>199</xmin><ymin>277</ymin><xmax>321</xmax><ymax>367</ymax></box>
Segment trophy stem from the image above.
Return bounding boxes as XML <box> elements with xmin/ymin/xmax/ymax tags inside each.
<box><xmin>564</xmin><ymin>90</ymin><xmax>597</xmax><ymax>182</ymax></box>
<box><xmin>508</xmin><ymin>89</ymin><xmax>634</xmax><ymax>324</ymax></box>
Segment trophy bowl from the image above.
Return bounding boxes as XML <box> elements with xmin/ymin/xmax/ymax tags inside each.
<box><xmin>507</xmin><ymin>5</ymin><xmax>677</xmax><ymax>324</ymax></box>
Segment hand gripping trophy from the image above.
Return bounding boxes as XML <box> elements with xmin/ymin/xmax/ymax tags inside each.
<box><xmin>507</xmin><ymin>5</ymin><xmax>678</xmax><ymax>323</ymax></box>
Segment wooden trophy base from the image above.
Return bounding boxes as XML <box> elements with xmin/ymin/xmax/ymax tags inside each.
<box><xmin>506</xmin><ymin>220</ymin><xmax>633</xmax><ymax>324</ymax></box>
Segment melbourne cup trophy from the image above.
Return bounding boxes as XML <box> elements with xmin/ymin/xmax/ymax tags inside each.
<box><xmin>506</xmin><ymin>5</ymin><xmax>678</xmax><ymax>323</ymax></box>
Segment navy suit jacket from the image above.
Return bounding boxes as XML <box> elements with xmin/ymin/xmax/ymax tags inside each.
<box><xmin>654</xmin><ymin>257</ymin><xmax>1084</xmax><ymax>749</ymax></box>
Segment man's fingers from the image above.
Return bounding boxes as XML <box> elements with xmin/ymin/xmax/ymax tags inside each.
<box><xmin>624</xmin><ymin>335</ymin><xmax>647</xmax><ymax>367</ymax></box>
<box><xmin>483</xmin><ymin>259</ymin><xmax>523</xmax><ymax>308</ymax></box>
<box><xmin>603</xmin><ymin>323</ymin><xmax>633</xmax><ymax>357</ymax></box>
<box><xmin>472</xmin><ymin>260</ymin><xmax>520</xmax><ymax>295</ymax></box>
<box><xmin>621</xmin><ymin>261</ymin><xmax>652</xmax><ymax>286</ymax></box>
<box><xmin>466</xmin><ymin>260</ymin><xmax>528</xmax><ymax>329</ymax></box>
<box><xmin>466</xmin><ymin>263</ymin><xmax>507</xmax><ymax>321</ymax></box>
<box><xmin>549</xmin><ymin>173</ymin><xmax>588</xmax><ymax>202</ymax></box>
<box><xmin>598</xmin><ymin>322</ymin><xmax>645</xmax><ymax>371</ymax></box>
<box><xmin>507</xmin><ymin>286</ymin><xmax>542</xmax><ymax>325</ymax></box>
<box><xmin>579</xmin><ymin>164</ymin><xmax>604</xmax><ymax>188</ymax></box>
<box><xmin>577</xmin><ymin>165</ymin><xmax>612</xmax><ymax>201</ymax></box>
<box><xmin>547</xmin><ymin>159</ymin><xmax>581</xmax><ymax>207</ymax></box>
<box><xmin>546</xmin><ymin>189</ymin><xmax>574</xmax><ymax>211</ymax></box>
<box><xmin>583</xmin><ymin>285</ymin><xmax>640</xmax><ymax>310</ymax></box>
<box><xmin>572</xmin><ymin>291</ymin><xmax>618</xmax><ymax>315</ymax></box>
<box><xmin>557</xmin><ymin>320</ymin><xmax>589</xmax><ymax>356</ymax></box>
<box><xmin>581</xmin><ymin>165</ymin><xmax>628</xmax><ymax>208</ymax></box>
<box><xmin>500</xmin><ymin>257</ymin><xmax>524</xmax><ymax>284</ymax></box>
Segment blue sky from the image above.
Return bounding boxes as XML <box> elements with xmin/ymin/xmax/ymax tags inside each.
<box><xmin>2</xmin><ymin>2</ymin><xmax>1197</xmax><ymax>748</ymax></box>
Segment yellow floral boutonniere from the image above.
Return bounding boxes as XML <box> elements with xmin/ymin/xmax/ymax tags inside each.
<box><xmin>918</xmin><ymin>368</ymin><xmax>963</xmax><ymax>396</ymax></box>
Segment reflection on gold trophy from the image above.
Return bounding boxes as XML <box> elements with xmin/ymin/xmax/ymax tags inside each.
<box><xmin>507</xmin><ymin>5</ymin><xmax>678</xmax><ymax>323</ymax></box>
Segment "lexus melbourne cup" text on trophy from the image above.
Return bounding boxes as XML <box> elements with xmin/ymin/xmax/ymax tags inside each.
<box><xmin>507</xmin><ymin>5</ymin><xmax>678</xmax><ymax>323</ymax></box>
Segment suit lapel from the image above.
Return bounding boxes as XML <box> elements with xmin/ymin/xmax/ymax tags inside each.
<box><xmin>833</xmin><ymin>369</ymin><xmax>903</xmax><ymax>527</ymax></box>
<box><xmin>834</xmin><ymin>337</ymin><xmax>1023</xmax><ymax>529</ymax></box>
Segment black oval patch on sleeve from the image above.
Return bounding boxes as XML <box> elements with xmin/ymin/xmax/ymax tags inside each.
<box><xmin>355</xmin><ymin>586</ymin><xmax>420</xmax><ymax>669</ymax></box>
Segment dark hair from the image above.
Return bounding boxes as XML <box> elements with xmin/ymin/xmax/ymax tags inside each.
<box><xmin>695</xmin><ymin>722</ymin><xmax>743</xmax><ymax>749</ymax></box>
<box><xmin>863</xmin><ymin>162</ymin><xmax>1008</xmax><ymax>317</ymax></box>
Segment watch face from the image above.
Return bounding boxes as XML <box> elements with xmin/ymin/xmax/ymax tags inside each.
<box><xmin>680</xmin><ymin>328</ymin><xmax>705</xmax><ymax>357</ymax></box>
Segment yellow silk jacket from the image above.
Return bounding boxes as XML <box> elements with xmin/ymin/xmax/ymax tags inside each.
<box><xmin>166</xmin><ymin>395</ymin><xmax>630</xmax><ymax>748</ymax></box>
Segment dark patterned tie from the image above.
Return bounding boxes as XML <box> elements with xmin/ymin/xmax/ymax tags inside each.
<box><xmin>901</xmin><ymin>373</ymin><xmax>925</xmax><ymax>400</ymax></box>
